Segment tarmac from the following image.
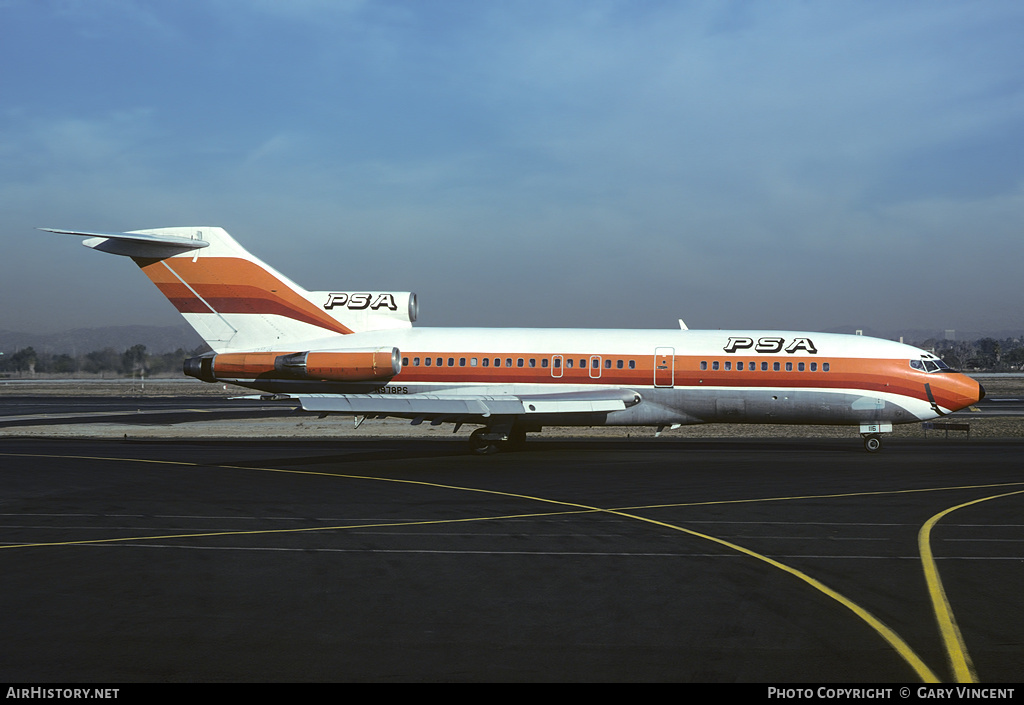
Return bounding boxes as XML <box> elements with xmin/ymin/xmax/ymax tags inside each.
<box><xmin>1</xmin><ymin>378</ymin><xmax>1022</xmax><ymax>682</ymax></box>
<box><xmin>3</xmin><ymin>434</ymin><xmax>1023</xmax><ymax>682</ymax></box>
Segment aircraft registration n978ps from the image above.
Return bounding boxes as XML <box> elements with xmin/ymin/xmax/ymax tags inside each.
<box><xmin>42</xmin><ymin>227</ymin><xmax>985</xmax><ymax>453</ymax></box>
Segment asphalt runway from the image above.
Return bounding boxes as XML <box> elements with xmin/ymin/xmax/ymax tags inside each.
<box><xmin>1</xmin><ymin>435</ymin><xmax>1022</xmax><ymax>682</ymax></box>
<box><xmin>0</xmin><ymin>395</ymin><xmax>296</xmax><ymax>427</ymax></box>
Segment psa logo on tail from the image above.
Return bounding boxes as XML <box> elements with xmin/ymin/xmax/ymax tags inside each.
<box><xmin>324</xmin><ymin>293</ymin><xmax>399</xmax><ymax>311</ymax></box>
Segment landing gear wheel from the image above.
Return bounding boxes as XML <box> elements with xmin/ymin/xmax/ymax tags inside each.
<box><xmin>506</xmin><ymin>426</ymin><xmax>527</xmax><ymax>448</ymax></box>
<box><xmin>469</xmin><ymin>428</ymin><xmax>500</xmax><ymax>455</ymax></box>
<box><xmin>863</xmin><ymin>434</ymin><xmax>882</xmax><ymax>453</ymax></box>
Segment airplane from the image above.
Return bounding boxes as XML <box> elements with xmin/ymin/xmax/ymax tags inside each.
<box><xmin>43</xmin><ymin>226</ymin><xmax>985</xmax><ymax>453</ymax></box>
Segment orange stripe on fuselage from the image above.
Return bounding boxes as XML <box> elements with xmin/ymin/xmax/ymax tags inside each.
<box><xmin>388</xmin><ymin>352</ymin><xmax>979</xmax><ymax>410</ymax></box>
<box><xmin>135</xmin><ymin>257</ymin><xmax>353</xmax><ymax>335</ymax></box>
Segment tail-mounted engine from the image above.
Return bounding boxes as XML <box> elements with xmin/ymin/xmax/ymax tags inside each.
<box><xmin>184</xmin><ymin>347</ymin><xmax>401</xmax><ymax>383</ymax></box>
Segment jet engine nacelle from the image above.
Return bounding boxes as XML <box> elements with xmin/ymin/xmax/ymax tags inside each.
<box><xmin>184</xmin><ymin>347</ymin><xmax>401</xmax><ymax>383</ymax></box>
<box><xmin>274</xmin><ymin>348</ymin><xmax>401</xmax><ymax>381</ymax></box>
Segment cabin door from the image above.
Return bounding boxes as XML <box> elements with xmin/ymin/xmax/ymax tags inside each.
<box><xmin>654</xmin><ymin>347</ymin><xmax>674</xmax><ymax>387</ymax></box>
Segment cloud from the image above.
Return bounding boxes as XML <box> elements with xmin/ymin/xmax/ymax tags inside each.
<box><xmin>2</xmin><ymin>1</ymin><xmax>1023</xmax><ymax>335</ymax></box>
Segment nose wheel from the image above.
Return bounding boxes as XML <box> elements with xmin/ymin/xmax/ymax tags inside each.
<box><xmin>862</xmin><ymin>434</ymin><xmax>883</xmax><ymax>453</ymax></box>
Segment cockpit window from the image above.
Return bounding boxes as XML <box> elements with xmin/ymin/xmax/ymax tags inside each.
<box><xmin>911</xmin><ymin>358</ymin><xmax>953</xmax><ymax>373</ymax></box>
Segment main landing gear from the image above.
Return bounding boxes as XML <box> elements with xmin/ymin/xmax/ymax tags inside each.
<box><xmin>468</xmin><ymin>426</ymin><xmax>528</xmax><ymax>455</ymax></box>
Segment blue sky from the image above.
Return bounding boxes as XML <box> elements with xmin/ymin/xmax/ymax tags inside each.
<box><xmin>2</xmin><ymin>1</ymin><xmax>1023</xmax><ymax>336</ymax></box>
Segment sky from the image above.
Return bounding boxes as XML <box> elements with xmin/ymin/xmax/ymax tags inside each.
<box><xmin>2</xmin><ymin>0</ymin><xmax>1023</xmax><ymax>337</ymax></box>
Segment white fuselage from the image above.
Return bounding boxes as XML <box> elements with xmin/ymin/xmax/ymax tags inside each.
<box><xmin>221</xmin><ymin>327</ymin><xmax>982</xmax><ymax>428</ymax></box>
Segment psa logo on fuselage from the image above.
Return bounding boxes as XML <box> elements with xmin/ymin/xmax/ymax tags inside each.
<box><xmin>724</xmin><ymin>336</ymin><xmax>818</xmax><ymax>354</ymax></box>
<box><xmin>324</xmin><ymin>293</ymin><xmax>398</xmax><ymax>311</ymax></box>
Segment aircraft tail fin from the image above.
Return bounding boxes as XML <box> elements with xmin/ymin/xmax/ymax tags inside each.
<box><xmin>42</xmin><ymin>227</ymin><xmax>417</xmax><ymax>352</ymax></box>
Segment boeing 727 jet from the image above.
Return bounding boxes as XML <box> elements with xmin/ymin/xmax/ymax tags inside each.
<box><xmin>44</xmin><ymin>226</ymin><xmax>985</xmax><ymax>453</ymax></box>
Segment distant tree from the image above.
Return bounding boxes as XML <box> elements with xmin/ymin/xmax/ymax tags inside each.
<box><xmin>9</xmin><ymin>347</ymin><xmax>38</xmax><ymax>374</ymax></box>
<box><xmin>976</xmin><ymin>338</ymin><xmax>1002</xmax><ymax>368</ymax></box>
<box><xmin>934</xmin><ymin>340</ymin><xmax>973</xmax><ymax>370</ymax></box>
<box><xmin>83</xmin><ymin>347</ymin><xmax>120</xmax><ymax>374</ymax></box>
<box><xmin>1004</xmin><ymin>345</ymin><xmax>1024</xmax><ymax>370</ymax></box>
<box><xmin>121</xmin><ymin>344</ymin><xmax>148</xmax><ymax>375</ymax></box>
<box><xmin>938</xmin><ymin>350</ymin><xmax>963</xmax><ymax>370</ymax></box>
<box><xmin>50</xmin><ymin>353</ymin><xmax>77</xmax><ymax>374</ymax></box>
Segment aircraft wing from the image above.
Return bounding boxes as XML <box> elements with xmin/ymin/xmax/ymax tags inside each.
<box><xmin>297</xmin><ymin>388</ymin><xmax>641</xmax><ymax>419</ymax></box>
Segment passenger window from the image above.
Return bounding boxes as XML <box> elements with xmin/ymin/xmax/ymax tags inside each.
<box><xmin>785</xmin><ymin>362</ymin><xmax>792</xmax><ymax>371</ymax></box>
<box><xmin>724</xmin><ymin>361</ymin><xmax>732</xmax><ymax>371</ymax></box>
<box><xmin>470</xmin><ymin>358</ymin><xmax>477</xmax><ymax>366</ymax></box>
<box><xmin>506</xmin><ymin>358</ymin><xmax>513</xmax><ymax>367</ymax></box>
<box><xmin>823</xmin><ymin>362</ymin><xmax>830</xmax><ymax>372</ymax></box>
<box><xmin>810</xmin><ymin>362</ymin><xmax>817</xmax><ymax>371</ymax></box>
<box><xmin>712</xmin><ymin>361</ymin><xmax>719</xmax><ymax>371</ymax></box>
<box><xmin>459</xmin><ymin>358</ymin><xmax>466</xmax><ymax>366</ymax></box>
<box><xmin>761</xmin><ymin>362</ymin><xmax>768</xmax><ymax>371</ymax></box>
<box><xmin>552</xmin><ymin>358</ymin><xmax>559</xmax><ymax>368</ymax></box>
<box><xmin>402</xmin><ymin>357</ymin><xmax>409</xmax><ymax>366</ymax></box>
<box><xmin>482</xmin><ymin>358</ymin><xmax>489</xmax><ymax>367</ymax></box>
<box><xmin>700</xmin><ymin>361</ymin><xmax>707</xmax><ymax>371</ymax></box>
<box><xmin>529</xmin><ymin>359</ymin><xmax>536</xmax><ymax>368</ymax></box>
<box><xmin>542</xmin><ymin>359</ymin><xmax>549</xmax><ymax>368</ymax></box>
<box><xmin>773</xmin><ymin>362</ymin><xmax>780</xmax><ymax>371</ymax></box>
<box><xmin>737</xmin><ymin>362</ymin><xmax>744</xmax><ymax>371</ymax></box>
<box><xmin>579</xmin><ymin>359</ymin><xmax>586</xmax><ymax>368</ymax></box>
<box><xmin>567</xmin><ymin>358</ymin><xmax>574</xmax><ymax>368</ymax></box>
<box><xmin>616</xmin><ymin>359</ymin><xmax>623</xmax><ymax>369</ymax></box>
<box><xmin>798</xmin><ymin>362</ymin><xmax>804</xmax><ymax>371</ymax></box>
<box><xmin>604</xmin><ymin>359</ymin><xmax>611</xmax><ymax>368</ymax></box>
<box><xmin>629</xmin><ymin>360</ymin><xmax>636</xmax><ymax>369</ymax></box>
<box><xmin>494</xmin><ymin>358</ymin><xmax>501</xmax><ymax>367</ymax></box>
<box><xmin>750</xmin><ymin>361</ymin><xmax>755</xmax><ymax>370</ymax></box>
<box><xmin>448</xmin><ymin>358</ymin><xmax>454</xmax><ymax>367</ymax></box>
<box><xmin>425</xmin><ymin>357</ymin><xmax>431</xmax><ymax>366</ymax></box>
<box><xmin>413</xmin><ymin>357</ymin><xmax>420</xmax><ymax>366</ymax></box>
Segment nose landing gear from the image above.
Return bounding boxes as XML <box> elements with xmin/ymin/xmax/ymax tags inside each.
<box><xmin>862</xmin><ymin>434</ymin><xmax>883</xmax><ymax>453</ymax></box>
<box><xmin>859</xmin><ymin>423</ymin><xmax>891</xmax><ymax>453</ymax></box>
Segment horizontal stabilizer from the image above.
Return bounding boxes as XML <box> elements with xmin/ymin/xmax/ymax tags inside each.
<box><xmin>40</xmin><ymin>227</ymin><xmax>210</xmax><ymax>258</ymax></box>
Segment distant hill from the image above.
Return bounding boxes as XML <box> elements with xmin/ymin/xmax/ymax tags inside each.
<box><xmin>0</xmin><ymin>325</ymin><xmax>205</xmax><ymax>355</ymax></box>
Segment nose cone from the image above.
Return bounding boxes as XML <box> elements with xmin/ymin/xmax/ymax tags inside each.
<box><xmin>925</xmin><ymin>373</ymin><xmax>985</xmax><ymax>415</ymax></box>
<box><xmin>938</xmin><ymin>374</ymin><xmax>986</xmax><ymax>413</ymax></box>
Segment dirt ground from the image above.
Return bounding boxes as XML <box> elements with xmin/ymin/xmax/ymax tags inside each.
<box><xmin>1</xmin><ymin>376</ymin><xmax>1020</xmax><ymax>440</ymax></box>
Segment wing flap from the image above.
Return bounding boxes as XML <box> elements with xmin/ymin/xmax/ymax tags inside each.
<box><xmin>297</xmin><ymin>389</ymin><xmax>640</xmax><ymax>418</ymax></box>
